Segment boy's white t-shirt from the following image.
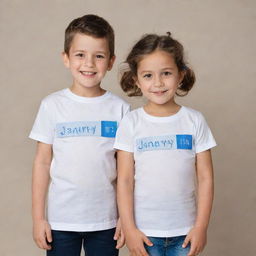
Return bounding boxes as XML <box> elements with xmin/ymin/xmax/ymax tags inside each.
<box><xmin>114</xmin><ymin>106</ymin><xmax>216</xmax><ymax>237</ymax></box>
<box><xmin>29</xmin><ymin>88</ymin><xmax>130</xmax><ymax>231</ymax></box>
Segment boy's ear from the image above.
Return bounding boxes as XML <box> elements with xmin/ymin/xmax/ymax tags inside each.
<box><xmin>62</xmin><ymin>52</ymin><xmax>70</xmax><ymax>68</ymax></box>
<box><xmin>107</xmin><ymin>55</ymin><xmax>116</xmax><ymax>71</ymax></box>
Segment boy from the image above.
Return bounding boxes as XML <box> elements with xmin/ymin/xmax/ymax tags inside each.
<box><xmin>29</xmin><ymin>14</ymin><xmax>130</xmax><ymax>256</ymax></box>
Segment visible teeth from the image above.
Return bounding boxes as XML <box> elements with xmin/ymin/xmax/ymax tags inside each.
<box><xmin>154</xmin><ymin>91</ymin><xmax>166</xmax><ymax>93</ymax></box>
<box><xmin>81</xmin><ymin>71</ymin><xmax>95</xmax><ymax>75</ymax></box>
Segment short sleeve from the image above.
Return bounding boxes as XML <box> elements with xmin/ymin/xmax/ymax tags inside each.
<box><xmin>114</xmin><ymin>114</ymin><xmax>134</xmax><ymax>152</ymax></box>
<box><xmin>123</xmin><ymin>103</ymin><xmax>131</xmax><ymax>117</ymax></box>
<box><xmin>29</xmin><ymin>100</ymin><xmax>55</xmax><ymax>144</ymax></box>
<box><xmin>195</xmin><ymin>112</ymin><xmax>217</xmax><ymax>153</ymax></box>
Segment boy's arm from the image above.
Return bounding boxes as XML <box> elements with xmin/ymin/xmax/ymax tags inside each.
<box><xmin>32</xmin><ymin>142</ymin><xmax>53</xmax><ymax>250</ymax></box>
<box><xmin>117</xmin><ymin>150</ymin><xmax>152</xmax><ymax>256</ymax></box>
<box><xmin>183</xmin><ymin>149</ymin><xmax>214</xmax><ymax>256</ymax></box>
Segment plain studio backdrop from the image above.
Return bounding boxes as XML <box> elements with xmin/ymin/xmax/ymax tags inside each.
<box><xmin>0</xmin><ymin>0</ymin><xmax>255</xmax><ymax>255</ymax></box>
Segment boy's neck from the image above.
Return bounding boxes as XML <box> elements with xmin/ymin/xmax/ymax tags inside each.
<box><xmin>70</xmin><ymin>85</ymin><xmax>106</xmax><ymax>98</ymax></box>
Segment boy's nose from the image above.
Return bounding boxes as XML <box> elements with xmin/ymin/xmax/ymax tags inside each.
<box><xmin>84</xmin><ymin>56</ymin><xmax>94</xmax><ymax>67</ymax></box>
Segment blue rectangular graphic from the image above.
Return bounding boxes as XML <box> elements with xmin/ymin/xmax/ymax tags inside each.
<box><xmin>56</xmin><ymin>121</ymin><xmax>101</xmax><ymax>137</ymax></box>
<box><xmin>101</xmin><ymin>121</ymin><xmax>117</xmax><ymax>138</ymax></box>
<box><xmin>136</xmin><ymin>134</ymin><xmax>193</xmax><ymax>152</ymax></box>
<box><xmin>56</xmin><ymin>121</ymin><xmax>117</xmax><ymax>138</ymax></box>
<box><xmin>176</xmin><ymin>135</ymin><xmax>192</xmax><ymax>150</ymax></box>
<box><xmin>136</xmin><ymin>135</ymin><xmax>177</xmax><ymax>152</ymax></box>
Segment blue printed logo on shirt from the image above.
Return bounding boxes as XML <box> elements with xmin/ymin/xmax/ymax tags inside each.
<box><xmin>56</xmin><ymin>121</ymin><xmax>117</xmax><ymax>138</ymax></box>
<box><xmin>101</xmin><ymin>121</ymin><xmax>117</xmax><ymax>138</ymax></box>
<box><xmin>176</xmin><ymin>135</ymin><xmax>192</xmax><ymax>150</ymax></box>
<box><xmin>136</xmin><ymin>134</ymin><xmax>193</xmax><ymax>152</ymax></box>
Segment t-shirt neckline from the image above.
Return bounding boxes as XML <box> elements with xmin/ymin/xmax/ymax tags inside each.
<box><xmin>139</xmin><ymin>106</ymin><xmax>184</xmax><ymax>123</ymax></box>
<box><xmin>64</xmin><ymin>88</ymin><xmax>110</xmax><ymax>103</ymax></box>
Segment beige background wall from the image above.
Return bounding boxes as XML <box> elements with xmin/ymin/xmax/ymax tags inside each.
<box><xmin>1</xmin><ymin>0</ymin><xmax>255</xmax><ymax>255</ymax></box>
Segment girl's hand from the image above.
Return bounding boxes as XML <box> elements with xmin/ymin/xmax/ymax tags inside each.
<box><xmin>114</xmin><ymin>218</ymin><xmax>125</xmax><ymax>249</ymax></box>
<box><xmin>33</xmin><ymin>219</ymin><xmax>52</xmax><ymax>250</ymax></box>
<box><xmin>125</xmin><ymin>228</ymin><xmax>153</xmax><ymax>256</ymax></box>
<box><xmin>182</xmin><ymin>226</ymin><xmax>207</xmax><ymax>256</ymax></box>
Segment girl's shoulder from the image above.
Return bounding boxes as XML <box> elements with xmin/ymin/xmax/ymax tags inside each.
<box><xmin>119</xmin><ymin>107</ymin><xmax>143</xmax><ymax>128</ymax></box>
<box><xmin>182</xmin><ymin>106</ymin><xmax>212</xmax><ymax>132</ymax></box>
<box><xmin>181</xmin><ymin>106</ymin><xmax>206</xmax><ymax>120</ymax></box>
<box><xmin>121</xmin><ymin>107</ymin><xmax>141</xmax><ymax>121</ymax></box>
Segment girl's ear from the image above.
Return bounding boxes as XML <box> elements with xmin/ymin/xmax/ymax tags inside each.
<box><xmin>179</xmin><ymin>70</ymin><xmax>186</xmax><ymax>84</ymax></box>
<box><xmin>134</xmin><ymin>76</ymin><xmax>140</xmax><ymax>88</ymax></box>
<box><xmin>62</xmin><ymin>52</ymin><xmax>70</xmax><ymax>69</ymax></box>
<box><xmin>107</xmin><ymin>56</ymin><xmax>116</xmax><ymax>71</ymax></box>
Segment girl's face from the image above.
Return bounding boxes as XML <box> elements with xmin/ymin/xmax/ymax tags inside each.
<box><xmin>136</xmin><ymin>50</ymin><xmax>184</xmax><ymax>106</ymax></box>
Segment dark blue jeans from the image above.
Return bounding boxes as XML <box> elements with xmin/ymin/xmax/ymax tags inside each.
<box><xmin>47</xmin><ymin>228</ymin><xmax>118</xmax><ymax>256</ymax></box>
<box><xmin>145</xmin><ymin>235</ymin><xmax>190</xmax><ymax>256</ymax></box>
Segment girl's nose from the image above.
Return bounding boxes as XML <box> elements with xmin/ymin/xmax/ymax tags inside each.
<box><xmin>154</xmin><ymin>76</ymin><xmax>164</xmax><ymax>87</ymax></box>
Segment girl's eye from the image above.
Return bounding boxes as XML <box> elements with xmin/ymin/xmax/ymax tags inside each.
<box><xmin>143</xmin><ymin>74</ymin><xmax>152</xmax><ymax>78</ymax></box>
<box><xmin>163</xmin><ymin>71</ymin><xmax>172</xmax><ymax>76</ymax></box>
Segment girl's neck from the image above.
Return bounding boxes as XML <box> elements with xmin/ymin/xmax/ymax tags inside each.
<box><xmin>144</xmin><ymin>100</ymin><xmax>181</xmax><ymax>117</ymax></box>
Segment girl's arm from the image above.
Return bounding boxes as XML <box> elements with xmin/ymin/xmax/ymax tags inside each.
<box><xmin>183</xmin><ymin>149</ymin><xmax>214</xmax><ymax>256</ymax></box>
<box><xmin>32</xmin><ymin>142</ymin><xmax>53</xmax><ymax>250</ymax></box>
<box><xmin>117</xmin><ymin>150</ymin><xmax>153</xmax><ymax>256</ymax></box>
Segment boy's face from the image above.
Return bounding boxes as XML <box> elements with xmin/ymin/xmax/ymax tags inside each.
<box><xmin>63</xmin><ymin>33</ymin><xmax>115</xmax><ymax>95</ymax></box>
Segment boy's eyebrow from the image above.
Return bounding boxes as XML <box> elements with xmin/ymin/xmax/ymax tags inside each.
<box><xmin>72</xmin><ymin>50</ymin><xmax>108</xmax><ymax>54</ymax></box>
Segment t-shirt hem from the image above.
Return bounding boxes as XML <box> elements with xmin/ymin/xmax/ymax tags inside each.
<box><xmin>140</xmin><ymin>226</ymin><xmax>193</xmax><ymax>237</ymax></box>
<box><xmin>29</xmin><ymin>132</ymin><xmax>53</xmax><ymax>144</ymax></box>
<box><xmin>49</xmin><ymin>220</ymin><xmax>117</xmax><ymax>232</ymax></box>
<box><xmin>113</xmin><ymin>142</ymin><xmax>133</xmax><ymax>152</ymax></box>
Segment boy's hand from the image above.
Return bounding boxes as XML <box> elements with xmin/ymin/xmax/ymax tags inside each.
<box><xmin>125</xmin><ymin>228</ymin><xmax>153</xmax><ymax>256</ymax></box>
<box><xmin>33</xmin><ymin>219</ymin><xmax>52</xmax><ymax>250</ymax></box>
<box><xmin>182</xmin><ymin>226</ymin><xmax>207</xmax><ymax>256</ymax></box>
<box><xmin>114</xmin><ymin>218</ymin><xmax>125</xmax><ymax>249</ymax></box>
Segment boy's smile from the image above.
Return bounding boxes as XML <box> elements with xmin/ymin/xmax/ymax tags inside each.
<box><xmin>63</xmin><ymin>33</ymin><xmax>115</xmax><ymax>97</ymax></box>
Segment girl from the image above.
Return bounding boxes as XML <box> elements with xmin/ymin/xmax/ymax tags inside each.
<box><xmin>114</xmin><ymin>33</ymin><xmax>216</xmax><ymax>256</ymax></box>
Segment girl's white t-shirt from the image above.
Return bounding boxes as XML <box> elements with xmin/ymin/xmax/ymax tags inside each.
<box><xmin>29</xmin><ymin>88</ymin><xmax>130</xmax><ymax>231</ymax></box>
<box><xmin>114</xmin><ymin>106</ymin><xmax>216</xmax><ymax>237</ymax></box>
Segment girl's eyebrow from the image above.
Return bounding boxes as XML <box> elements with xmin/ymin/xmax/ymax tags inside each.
<box><xmin>161</xmin><ymin>67</ymin><xmax>175</xmax><ymax>70</ymax></box>
<box><xmin>140</xmin><ymin>70</ymin><xmax>152</xmax><ymax>74</ymax></box>
<box><xmin>140</xmin><ymin>67</ymin><xmax>175</xmax><ymax>73</ymax></box>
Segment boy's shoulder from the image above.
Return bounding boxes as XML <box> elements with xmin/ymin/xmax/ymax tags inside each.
<box><xmin>105</xmin><ymin>91</ymin><xmax>130</xmax><ymax>106</ymax></box>
<box><xmin>41</xmin><ymin>89</ymin><xmax>67</xmax><ymax>104</ymax></box>
<box><xmin>42</xmin><ymin>89</ymin><xmax>129</xmax><ymax>107</ymax></box>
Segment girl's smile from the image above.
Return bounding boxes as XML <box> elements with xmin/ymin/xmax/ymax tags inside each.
<box><xmin>136</xmin><ymin>50</ymin><xmax>184</xmax><ymax>108</ymax></box>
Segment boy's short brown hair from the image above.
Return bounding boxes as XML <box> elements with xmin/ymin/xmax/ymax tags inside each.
<box><xmin>64</xmin><ymin>14</ymin><xmax>115</xmax><ymax>58</ymax></box>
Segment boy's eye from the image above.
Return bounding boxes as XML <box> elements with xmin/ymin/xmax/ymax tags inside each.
<box><xmin>76</xmin><ymin>53</ymin><xmax>84</xmax><ymax>58</ymax></box>
<box><xmin>96</xmin><ymin>55</ymin><xmax>105</xmax><ymax>59</ymax></box>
